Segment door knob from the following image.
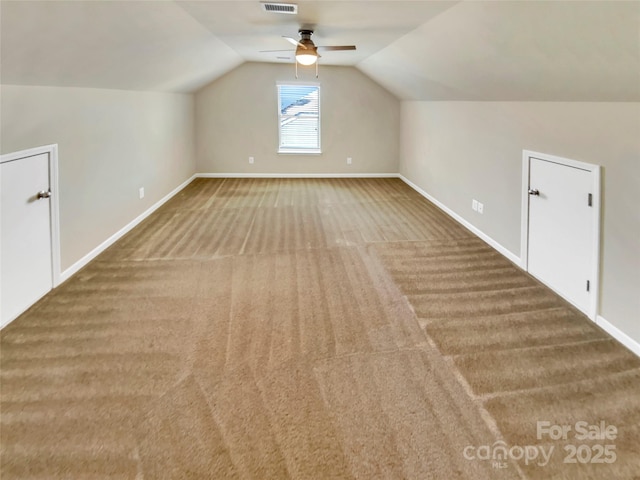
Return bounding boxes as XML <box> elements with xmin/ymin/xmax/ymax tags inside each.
<box><xmin>36</xmin><ymin>190</ymin><xmax>51</xmax><ymax>199</ymax></box>
<box><xmin>528</xmin><ymin>188</ymin><xmax>540</xmax><ymax>196</ymax></box>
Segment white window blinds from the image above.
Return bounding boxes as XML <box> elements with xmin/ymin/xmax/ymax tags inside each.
<box><xmin>277</xmin><ymin>84</ymin><xmax>320</xmax><ymax>153</ymax></box>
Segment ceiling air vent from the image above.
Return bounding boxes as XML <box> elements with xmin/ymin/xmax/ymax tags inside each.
<box><xmin>261</xmin><ymin>2</ymin><xmax>298</xmax><ymax>14</ymax></box>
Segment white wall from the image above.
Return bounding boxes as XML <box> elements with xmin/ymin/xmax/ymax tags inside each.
<box><xmin>1</xmin><ymin>85</ymin><xmax>195</xmax><ymax>271</ymax></box>
<box><xmin>400</xmin><ymin>101</ymin><xmax>640</xmax><ymax>345</ymax></box>
<box><xmin>196</xmin><ymin>62</ymin><xmax>400</xmax><ymax>174</ymax></box>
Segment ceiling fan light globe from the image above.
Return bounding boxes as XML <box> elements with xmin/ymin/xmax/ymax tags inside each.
<box><xmin>296</xmin><ymin>53</ymin><xmax>317</xmax><ymax>66</ymax></box>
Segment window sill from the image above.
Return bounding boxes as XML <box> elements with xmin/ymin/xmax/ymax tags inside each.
<box><xmin>278</xmin><ymin>149</ymin><xmax>322</xmax><ymax>155</ymax></box>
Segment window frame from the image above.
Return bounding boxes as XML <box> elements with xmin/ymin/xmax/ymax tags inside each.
<box><xmin>277</xmin><ymin>82</ymin><xmax>321</xmax><ymax>155</ymax></box>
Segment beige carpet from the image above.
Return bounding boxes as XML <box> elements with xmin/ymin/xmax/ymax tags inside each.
<box><xmin>1</xmin><ymin>178</ymin><xmax>638</xmax><ymax>479</ymax></box>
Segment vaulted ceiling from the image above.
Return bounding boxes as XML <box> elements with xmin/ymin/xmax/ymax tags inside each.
<box><xmin>1</xmin><ymin>0</ymin><xmax>639</xmax><ymax>100</ymax></box>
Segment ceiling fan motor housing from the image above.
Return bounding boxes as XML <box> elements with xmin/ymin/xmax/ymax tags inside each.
<box><xmin>295</xmin><ymin>29</ymin><xmax>318</xmax><ymax>64</ymax></box>
<box><xmin>298</xmin><ymin>30</ymin><xmax>316</xmax><ymax>50</ymax></box>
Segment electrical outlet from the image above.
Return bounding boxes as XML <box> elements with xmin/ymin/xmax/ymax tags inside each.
<box><xmin>347</xmin><ymin>157</ymin><xmax>352</xmax><ymax>165</ymax></box>
<box><xmin>249</xmin><ymin>156</ymin><xmax>254</xmax><ymax>164</ymax></box>
<box><xmin>139</xmin><ymin>187</ymin><xmax>145</xmax><ymax>199</ymax></box>
<box><xmin>472</xmin><ymin>199</ymin><xmax>478</xmax><ymax>211</ymax></box>
<box><xmin>477</xmin><ymin>202</ymin><xmax>484</xmax><ymax>214</ymax></box>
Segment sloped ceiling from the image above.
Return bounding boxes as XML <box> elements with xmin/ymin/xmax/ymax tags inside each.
<box><xmin>359</xmin><ymin>1</ymin><xmax>640</xmax><ymax>101</ymax></box>
<box><xmin>0</xmin><ymin>1</ymin><xmax>244</xmax><ymax>92</ymax></box>
<box><xmin>1</xmin><ymin>0</ymin><xmax>638</xmax><ymax>100</ymax></box>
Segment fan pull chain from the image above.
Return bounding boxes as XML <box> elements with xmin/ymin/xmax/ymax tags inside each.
<box><xmin>293</xmin><ymin>57</ymin><xmax>319</xmax><ymax>78</ymax></box>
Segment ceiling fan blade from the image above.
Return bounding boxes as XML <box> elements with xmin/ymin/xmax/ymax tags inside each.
<box><xmin>283</xmin><ymin>36</ymin><xmax>305</xmax><ymax>48</ymax></box>
<box><xmin>260</xmin><ymin>49</ymin><xmax>295</xmax><ymax>53</ymax></box>
<box><xmin>317</xmin><ymin>45</ymin><xmax>356</xmax><ymax>51</ymax></box>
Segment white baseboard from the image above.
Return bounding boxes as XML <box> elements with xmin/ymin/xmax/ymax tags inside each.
<box><xmin>196</xmin><ymin>172</ymin><xmax>400</xmax><ymax>179</ymax></box>
<box><xmin>597</xmin><ymin>315</ymin><xmax>640</xmax><ymax>358</ymax></box>
<box><xmin>59</xmin><ymin>174</ymin><xmax>196</xmax><ymax>283</ymax></box>
<box><xmin>398</xmin><ymin>174</ymin><xmax>521</xmax><ymax>266</ymax></box>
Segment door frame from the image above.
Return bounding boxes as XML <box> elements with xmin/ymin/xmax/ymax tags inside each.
<box><xmin>1</xmin><ymin>144</ymin><xmax>61</xmax><ymax>292</ymax></box>
<box><xmin>521</xmin><ymin>150</ymin><xmax>601</xmax><ymax>320</ymax></box>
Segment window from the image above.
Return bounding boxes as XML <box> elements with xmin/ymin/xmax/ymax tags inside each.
<box><xmin>277</xmin><ymin>83</ymin><xmax>320</xmax><ymax>154</ymax></box>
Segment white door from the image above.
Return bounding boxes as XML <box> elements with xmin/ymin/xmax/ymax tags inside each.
<box><xmin>1</xmin><ymin>153</ymin><xmax>54</xmax><ymax>326</ymax></box>
<box><xmin>526</xmin><ymin>155</ymin><xmax>599</xmax><ymax>317</ymax></box>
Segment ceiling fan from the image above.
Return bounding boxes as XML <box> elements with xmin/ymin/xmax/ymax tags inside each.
<box><xmin>261</xmin><ymin>29</ymin><xmax>356</xmax><ymax>77</ymax></box>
